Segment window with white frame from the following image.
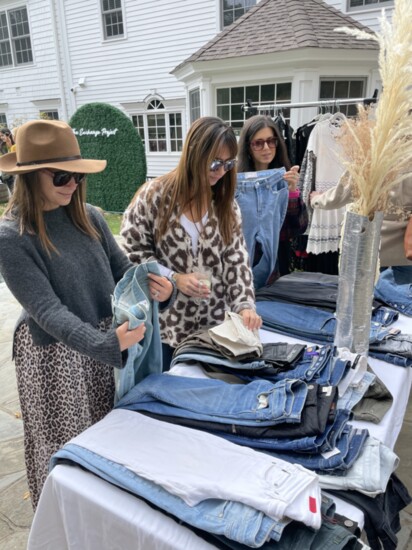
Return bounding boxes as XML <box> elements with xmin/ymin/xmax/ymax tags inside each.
<box><xmin>216</xmin><ymin>83</ymin><xmax>292</xmax><ymax>135</ymax></box>
<box><xmin>189</xmin><ymin>89</ymin><xmax>201</xmax><ymax>123</ymax></box>
<box><xmin>131</xmin><ymin>101</ymin><xmax>183</xmax><ymax>153</ymax></box>
<box><xmin>39</xmin><ymin>110</ymin><xmax>59</xmax><ymax>120</ymax></box>
<box><xmin>0</xmin><ymin>113</ymin><xmax>7</xmax><ymax>127</ymax></box>
<box><xmin>348</xmin><ymin>0</ymin><xmax>393</xmax><ymax>8</ymax></box>
<box><xmin>221</xmin><ymin>0</ymin><xmax>256</xmax><ymax>27</ymax></box>
<box><xmin>101</xmin><ymin>0</ymin><xmax>124</xmax><ymax>40</ymax></box>
<box><xmin>319</xmin><ymin>78</ymin><xmax>366</xmax><ymax>117</ymax></box>
<box><xmin>0</xmin><ymin>6</ymin><xmax>33</xmax><ymax>68</ymax></box>
<box><xmin>131</xmin><ymin>114</ymin><xmax>145</xmax><ymax>147</ymax></box>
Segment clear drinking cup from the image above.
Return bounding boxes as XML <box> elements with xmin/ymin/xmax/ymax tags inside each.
<box><xmin>193</xmin><ymin>272</ymin><xmax>212</xmax><ymax>305</ymax></box>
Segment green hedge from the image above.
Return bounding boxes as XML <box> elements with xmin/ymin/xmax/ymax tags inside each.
<box><xmin>69</xmin><ymin>103</ymin><xmax>146</xmax><ymax>211</ymax></box>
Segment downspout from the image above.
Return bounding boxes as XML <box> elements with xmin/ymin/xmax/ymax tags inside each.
<box><xmin>51</xmin><ymin>0</ymin><xmax>77</xmax><ymax>117</ymax></box>
<box><xmin>49</xmin><ymin>0</ymin><xmax>68</xmax><ymax>120</ymax></box>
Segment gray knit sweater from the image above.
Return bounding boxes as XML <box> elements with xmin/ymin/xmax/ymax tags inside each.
<box><xmin>0</xmin><ymin>204</ymin><xmax>131</xmax><ymax>367</ymax></box>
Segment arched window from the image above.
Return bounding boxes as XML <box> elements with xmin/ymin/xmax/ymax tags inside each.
<box><xmin>131</xmin><ymin>97</ymin><xmax>183</xmax><ymax>153</ymax></box>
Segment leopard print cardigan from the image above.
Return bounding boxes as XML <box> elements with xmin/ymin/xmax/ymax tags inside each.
<box><xmin>121</xmin><ymin>179</ymin><xmax>256</xmax><ymax>348</ymax></box>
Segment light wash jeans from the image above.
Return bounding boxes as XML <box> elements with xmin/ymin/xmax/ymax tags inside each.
<box><xmin>318</xmin><ymin>436</ymin><xmax>399</xmax><ymax>496</ymax></box>
<box><xmin>374</xmin><ymin>266</ymin><xmax>412</xmax><ymax>317</ymax></box>
<box><xmin>116</xmin><ymin>372</ymin><xmax>309</xmax><ymax>427</ymax></box>
<box><xmin>50</xmin><ymin>443</ymin><xmax>288</xmax><ymax>547</ymax></box>
<box><xmin>111</xmin><ymin>262</ymin><xmax>162</xmax><ymax>401</ymax></box>
<box><xmin>337</xmin><ymin>371</ymin><xmax>376</xmax><ymax>411</ymax></box>
<box><xmin>236</xmin><ymin>169</ymin><xmax>289</xmax><ymax>289</ymax></box>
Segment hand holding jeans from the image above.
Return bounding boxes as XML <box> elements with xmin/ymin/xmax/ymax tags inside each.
<box><xmin>147</xmin><ymin>273</ymin><xmax>173</xmax><ymax>302</ymax></box>
<box><xmin>284</xmin><ymin>165</ymin><xmax>300</xmax><ymax>192</ymax></box>
<box><xmin>116</xmin><ymin>321</ymin><xmax>146</xmax><ymax>351</ymax></box>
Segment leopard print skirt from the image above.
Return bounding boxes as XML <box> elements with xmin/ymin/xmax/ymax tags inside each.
<box><xmin>13</xmin><ymin>319</ymin><xmax>115</xmax><ymax>509</ymax></box>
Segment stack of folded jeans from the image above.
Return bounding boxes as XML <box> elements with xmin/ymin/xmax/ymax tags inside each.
<box><xmin>115</xmin><ymin>369</ymin><xmax>369</xmax><ymax>476</ymax></box>
<box><xmin>51</xmin><ymin>409</ymin><xmax>325</xmax><ymax>546</ymax></box>
<box><xmin>256</xmin><ymin>300</ymin><xmax>391</xmax><ymax>344</ymax></box>
<box><xmin>256</xmin><ymin>299</ymin><xmax>412</xmax><ymax>367</ymax></box>
<box><xmin>256</xmin><ymin>271</ymin><xmax>383</xmax><ymax>313</ymax></box>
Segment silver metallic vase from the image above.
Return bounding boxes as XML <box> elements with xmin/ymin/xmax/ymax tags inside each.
<box><xmin>334</xmin><ymin>210</ymin><xmax>384</xmax><ymax>356</ymax></box>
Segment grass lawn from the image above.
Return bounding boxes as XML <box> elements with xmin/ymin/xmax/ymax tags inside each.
<box><xmin>0</xmin><ymin>202</ymin><xmax>123</xmax><ymax>236</ymax></box>
<box><xmin>103</xmin><ymin>211</ymin><xmax>123</xmax><ymax>235</ymax></box>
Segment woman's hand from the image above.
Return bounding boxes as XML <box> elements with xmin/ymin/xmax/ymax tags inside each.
<box><xmin>173</xmin><ymin>272</ymin><xmax>211</xmax><ymax>300</ymax></box>
<box><xmin>239</xmin><ymin>309</ymin><xmax>263</xmax><ymax>331</ymax></box>
<box><xmin>148</xmin><ymin>273</ymin><xmax>174</xmax><ymax>302</ymax></box>
<box><xmin>283</xmin><ymin>165</ymin><xmax>300</xmax><ymax>192</ymax></box>
<box><xmin>310</xmin><ymin>191</ymin><xmax>323</xmax><ymax>204</ymax></box>
<box><xmin>116</xmin><ymin>321</ymin><xmax>146</xmax><ymax>351</ymax></box>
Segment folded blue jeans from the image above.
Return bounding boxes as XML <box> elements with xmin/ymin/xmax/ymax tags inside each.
<box><xmin>236</xmin><ymin>169</ymin><xmax>289</xmax><ymax>290</ymax></box>
<box><xmin>219</xmin><ymin>408</ymin><xmax>351</xmax><ymax>455</ymax></box>
<box><xmin>111</xmin><ymin>262</ymin><xmax>163</xmax><ymax>401</ymax></box>
<box><xmin>256</xmin><ymin>300</ymin><xmax>391</xmax><ymax>344</ymax></box>
<box><xmin>263</xmin><ymin>425</ymin><xmax>369</xmax><ymax>474</ymax></box>
<box><xmin>337</xmin><ymin>371</ymin><xmax>376</xmax><ymax>411</ymax></box>
<box><xmin>374</xmin><ymin>266</ymin><xmax>412</xmax><ymax>316</ymax></box>
<box><xmin>50</xmin><ymin>444</ymin><xmax>287</xmax><ymax>547</ymax></box>
<box><xmin>116</xmin><ymin>373</ymin><xmax>308</xmax><ymax>427</ymax></box>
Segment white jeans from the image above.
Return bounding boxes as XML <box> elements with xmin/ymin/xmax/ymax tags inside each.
<box><xmin>71</xmin><ymin>409</ymin><xmax>322</xmax><ymax>529</ymax></box>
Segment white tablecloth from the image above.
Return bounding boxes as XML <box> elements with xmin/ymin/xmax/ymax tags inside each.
<box><xmin>28</xmin><ymin>315</ymin><xmax>412</xmax><ymax>550</ymax></box>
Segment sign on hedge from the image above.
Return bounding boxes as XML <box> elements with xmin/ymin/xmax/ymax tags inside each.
<box><xmin>70</xmin><ymin>103</ymin><xmax>146</xmax><ymax>212</ymax></box>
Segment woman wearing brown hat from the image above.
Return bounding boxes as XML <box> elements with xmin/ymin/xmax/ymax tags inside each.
<box><xmin>0</xmin><ymin>119</ymin><xmax>148</xmax><ymax>508</ymax></box>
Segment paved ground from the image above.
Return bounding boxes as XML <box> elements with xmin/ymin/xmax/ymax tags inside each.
<box><xmin>1</xmin><ymin>278</ymin><xmax>412</xmax><ymax>549</ymax></box>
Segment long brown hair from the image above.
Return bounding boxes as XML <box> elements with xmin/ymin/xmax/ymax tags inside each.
<box><xmin>237</xmin><ymin>115</ymin><xmax>291</xmax><ymax>172</ymax></box>
<box><xmin>133</xmin><ymin>116</ymin><xmax>239</xmax><ymax>245</ymax></box>
<box><xmin>3</xmin><ymin>172</ymin><xmax>99</xmax><ymax>254</ymax></box>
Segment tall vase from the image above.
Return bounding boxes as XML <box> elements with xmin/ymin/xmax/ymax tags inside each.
<box><xmin>334</xmin><ymin>210</ymin><xmax>384</xmax><ymax>356</ymax></box>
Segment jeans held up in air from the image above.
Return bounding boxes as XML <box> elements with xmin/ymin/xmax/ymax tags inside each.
<box><xmin>236</xmin><ymin>169</ymin><xmax>289</xmax><ymax>290</ymax></box>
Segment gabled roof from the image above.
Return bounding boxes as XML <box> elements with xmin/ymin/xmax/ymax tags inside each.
<box><xmin>175</xmin><ymin>0</ymin><xmax>378</xmax><ymax>70</ymax></box>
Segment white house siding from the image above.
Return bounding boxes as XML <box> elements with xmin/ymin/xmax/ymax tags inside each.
<box><xmin>59</xmin><ymin>0</ymin><xmax>220</xmax><ymax>176</ymax></box>
<box><xmin>323</xmin><ymin>0</ymin><xmax>393</xmax><ymax>32</ymax></box>
<box><xmin>0</xmin><ymin>0</ymin><xmax>62</xmax><ymax>128</ymax></box>
<box><xmin>1</xmin><ymin>0</ymin><xmax>390</xmax><ymax>180</ymax></box>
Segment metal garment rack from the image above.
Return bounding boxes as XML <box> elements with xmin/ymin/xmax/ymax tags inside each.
<box><xmin>241</xmin><ymin>90</ymin><xmax>379</xmax><ymax>114</ymax></box>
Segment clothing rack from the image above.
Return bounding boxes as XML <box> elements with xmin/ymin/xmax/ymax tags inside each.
<box><xmin>241</xmin><ymin>90</ymin><xmax>379</xmax><ymax>114</ymax></box>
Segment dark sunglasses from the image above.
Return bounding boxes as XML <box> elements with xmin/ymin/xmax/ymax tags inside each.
<box><xmin>209</xmin><ymin>158</ymin><xmax>237</xmax><ymax>172</ymax></box>
<box><xmin>250</xmin><ymin>137</ymin><xmax>278</xmax><ymax>151</ymax></box>
<box><xmin>48</xmin><ymin>171</ymin><xmax>85</xmax><ymax>187</ymax></box>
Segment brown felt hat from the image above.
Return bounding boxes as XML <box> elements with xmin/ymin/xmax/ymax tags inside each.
<box><xmin>0</xmin><ymin>119</ymin><xmax>107</xmax><ymax>174</ymax></box>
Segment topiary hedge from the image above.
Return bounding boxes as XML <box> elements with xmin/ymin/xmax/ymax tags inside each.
<box><xmin>69</xmin><ymin>103</ymin><xmax>146</xmax><ymax>212</ymax></box>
